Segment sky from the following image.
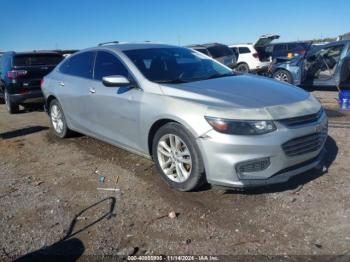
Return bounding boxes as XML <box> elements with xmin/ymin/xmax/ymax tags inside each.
<box><xmin>0</xmin><ymin>0</ymin><xmax>349</xmax><ymax>51</ymax></box>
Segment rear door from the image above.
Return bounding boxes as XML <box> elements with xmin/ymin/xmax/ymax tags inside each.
<box><xmin>55</xmin><ymin>51</ymin><xmax>95</xmax><ymax>133</ymax></box>
<box><xmin>12</xmin><ymin>53</ymin><xmax>63</xmax><ymax>91</ymax></box>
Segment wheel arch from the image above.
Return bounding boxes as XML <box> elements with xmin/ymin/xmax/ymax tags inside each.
<box><xmin>147</xmin><ymin>116</ymin><xmax>200</xmax><ymax>157</ymax></box>
<box><xmin>147</xmin><ymin>118</ymin><xmax>179</xmax><ymax>157</ymax></box>
<box><xmin>273</xmin><ymin>68</ymin><xmax>293</xmax><ymax>83</ymax></box>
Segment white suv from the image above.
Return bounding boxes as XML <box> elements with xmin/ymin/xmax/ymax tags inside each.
<box><xmin>230</xmin><ymin>34</ymin><xmax>279</xmax><ymax>73</ymax></box>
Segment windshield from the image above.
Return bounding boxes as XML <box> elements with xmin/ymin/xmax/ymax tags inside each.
<box><xmin>123</xmin><ymin>47</ymin><xmax>234</xmax><ymax>83</ymax></box>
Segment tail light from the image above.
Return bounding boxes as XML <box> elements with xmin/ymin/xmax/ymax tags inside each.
<box><xmin>252</xmin><ymin>53</ymin><xmax>259</xmax><ymax>59</ymax></box>
<box><xmin>40</xmin><ymin>79</ymin><xmax>45</xmax><ymax>88</ymax></box>
<box><xmin>6</xmin><ymin>70</ymin><xmax>28</xmax><ymax>79</ymax></box>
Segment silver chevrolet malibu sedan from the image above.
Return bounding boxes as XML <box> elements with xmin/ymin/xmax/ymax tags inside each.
<box><xmin>42</xmin><ymin>42</ymin><xmax>328</xmax><ymax>191</ymax></box>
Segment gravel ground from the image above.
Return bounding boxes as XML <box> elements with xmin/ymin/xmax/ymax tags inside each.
<box><xmin>0</xmin><ymin>90</ymin><xmax>350</xmax><ymax>260</ymax></box>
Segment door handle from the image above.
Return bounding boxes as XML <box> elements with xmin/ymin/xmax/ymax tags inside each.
<box><xmin>59</xmin><ymin>81</ymin><xmax>65</xmax><ymax>87</ymax></box>
<box><xmin>89</xmin><ymin>88</ymin><xmax>96</xmax><ymax>94</ymax></box>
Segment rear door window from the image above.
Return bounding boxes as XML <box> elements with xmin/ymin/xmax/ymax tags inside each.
<box><xmin>93</xmin><ymin>51</ymin><xmax>129</xmax><ymax>81</ymax></box>
<box><xmin>59</xmin><ymin>51</ymin><xmax>94</xmax><ymax>79</ymax></box>
<box><xmin>207</xmin><ymin>45</ymin><xmax>233</xmax><ymax>58</ymax></box>
<box><xmin>238</xmin><ymin>47</ymin><xmax>251</xmax><ymax>54</ymax></box>
<box><xmin>13</xmin><ymin>54</ymin><xmax>63</xmax><ymax>67</ymax></box>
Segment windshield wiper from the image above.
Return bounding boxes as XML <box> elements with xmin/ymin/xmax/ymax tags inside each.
<box><xmin>154</xmin><ymin>79</ymin><xmax>187</xmax><ymax>84</ymax></box>
<box><xmin>206</xmin><ymin>73</ymin><xmax>234</xmax><ymax>80</ymax></box>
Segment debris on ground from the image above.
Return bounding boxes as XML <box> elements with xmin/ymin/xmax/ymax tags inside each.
<box><xmin>97</xmin><ymin>187</ymin><xmax>120</xmax><ymax>192</ymax></box>
<box><xmin>168</xmin><ymin>211</ymin><xmax>177</xmax><ymax>219</ymax></box>
<box><xmin>116</xmin><ymin>247</ymin><xmax>137</xmax><ymax>256</ymax></box>
<box><xmin>32</xmin><ymin>180</ymin><xmax>44</xmax><ymax>186</ymax></box>
<box><xmin>99</xmin><ymin>176</ymin><xmax>105</xmax><ymax>183</ymax></box>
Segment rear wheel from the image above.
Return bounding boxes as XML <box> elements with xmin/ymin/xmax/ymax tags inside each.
<box><xmin>273</xmin><ymin>69</ymin><xmax>292</xmax><ymax>84</ymax></box>
<box><xmin>49</xmin><ymin>99</ymin><xmax>72</xmax><ymax>138</ymax></box>
<box><xmin>4</xmin><ymin>89</ymin><xmax>19</xmax><ymax>114</ymax></box>
<box><xmin>236</xmin><ymin>63</ymin><xmax>250</xmax><ymax>73</ymax></box>
<box><xmin>152</xmin><ymin>122</ymin><xmax>206</xmax><ymax>191</ymax></box>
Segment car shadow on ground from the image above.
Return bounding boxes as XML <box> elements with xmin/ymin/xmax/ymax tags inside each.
<box><xmin>14</xmin><ymin>103</ymin><xmax>45</xmax><ymax>114</ymax></box>
<box><xmin>13</xmin><ymin>197</ymin><xmax>116</xmax><ymax>262</ymax></box>
<box><xmin>0</xmin><ymin>126</ymin><xmax>49</xmax><ymax>140</ymax></box>
<box><xmin>223</xmin><ymin>136</ymin><xmax>338</xmax><ymax>195</ymax></box>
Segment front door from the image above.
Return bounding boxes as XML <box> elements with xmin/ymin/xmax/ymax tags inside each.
<box><xmin>303</xmin><ymin>44</ymin><xmax>345</xmax><ymax>87</ymax></box>
<box><xmin>89</xmin><ymin>51</ymin><xmax>143</xmax><ymax>151</ymax></box>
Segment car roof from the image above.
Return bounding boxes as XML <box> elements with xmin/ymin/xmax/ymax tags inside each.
<box><xmin>324</xmin><ymin>40</ymin><xmax>350</xmax><ymax>46</ymax></box>
<box><xmin>96</xmin><ymin>42</ymin><xmax>182</xmax><ymax>52</ymax></box>
<box><xmin>187</xmin><ymin>43</ymin><xmax>227</xmax><ymax>49</ymax></box>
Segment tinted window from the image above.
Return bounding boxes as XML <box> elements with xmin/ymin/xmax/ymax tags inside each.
<box><xmin>238</xmin><ymin>47</ymin><xmax>251</xmax><ymax>54</ymax></box>
<box><xmin>207</xmin><ymin>45</ymin><xmax>233</xmax><ymax>58</ymax></box>
<box><xmin>288</xmin><ymin>42</ymin><xmax>309</xmax><ymax>52</ymax></box>
<box><xmin>273</xmin><ymin>44</ymin><xmax>287</xmax><ymax>52</ymax></box>
<box><xmin>13</xmin><ymin>54</ymin><xmax>63</xmax><ymax>66</ymax></box>
<box><xmin>59</xmin><ymin>52</ymin><xmax>94</xmax><ymax>78</ymax></box>
<box><xmin>124</xmin><ymin>47</ymin><xmax>233</xmax><ymax>83</ymax></box>
<box><xmin>94</xmin><ymin>51</ymin><xmax>129</xmax><ymax>81</ymax></box>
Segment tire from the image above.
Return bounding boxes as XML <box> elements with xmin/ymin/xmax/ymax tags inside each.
<box><xmin>4</xmin><ymin>88</ymin><xmax>19</xmax><ymax>114</ymax></box>
<box><xmin>235</xmin><ymin>63</ymin><xmax>250</xmax><ymax>73</ymax></box>
<box><xmin>49</xmin><ymin>99</ymin><xmax>72</xmax><ymax>138</ymax></box>
<box><xmin>152</xmin><ymin>122</ymin><xmax>206</xmax><ymax>191</ymax></box>
<box><xmin>273</xmin><ymin>69</ymin><xmax>293</xmax><ymax>84</ymax></box>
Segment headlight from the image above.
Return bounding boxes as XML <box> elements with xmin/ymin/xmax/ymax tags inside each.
<box><xmin>205</xmin><ymin>116</ymin><xmax>276</xmax><ymax>135</ymax></box>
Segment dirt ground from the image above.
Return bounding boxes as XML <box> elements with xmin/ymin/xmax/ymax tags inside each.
<box><xmin>0</xmin><ymin>90</ymin><xmax>350</xmax><ymax>260</ymax></box>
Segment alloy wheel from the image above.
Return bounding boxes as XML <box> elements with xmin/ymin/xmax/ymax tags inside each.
<box><xmin>50</xmin><ymin>104</ymin><xmax>64</xmax><ymax>134</ymax></box>
<box><xmin>157</xmin><ymin>134</ymin><xmax>192</xmax><ymax>183</ymax></box>
<box><xmin>274</xmin><ymin>72</ymin><xmax>289</xmax><ymax>82</ymax></box>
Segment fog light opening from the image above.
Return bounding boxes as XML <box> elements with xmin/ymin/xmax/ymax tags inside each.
<box><xmin>236</xmin><ymin>158</ymin><xmax>271</xmax><ymax>176</ymax></box>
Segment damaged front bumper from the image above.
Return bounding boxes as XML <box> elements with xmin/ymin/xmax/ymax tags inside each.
<box><xmin>197</xmin><ymin>112</ymin><xmax>328</xmax><ymax>188</ymax></box>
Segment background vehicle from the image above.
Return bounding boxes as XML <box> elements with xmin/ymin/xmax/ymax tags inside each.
<box><xmin>272</xmin><ymin>40</ymin><xmax>350</xmax><ymax>88</ymax></box>
<box><xmin>0</xmin><ymin>51</ymin><xmax>64</xmax><ymax>113</ymax></box>
<box><xmin>229</xmin><ymin>34</ymin><xmax>279</xmax><ymax>73</ymax></box>
<box><xmin>42</xmin><ymin>42</ymin><xmax>327</xmax><ymax>192</ymax></box>
<box><xmin>187</xmin><ymin>43</ymin><xmax>237</xmax><ymax>68</ymax></box>
<box><xmin>229</xmin><ymin>44</ymin><xmax>270</xmax><ymax>73</ymax></box>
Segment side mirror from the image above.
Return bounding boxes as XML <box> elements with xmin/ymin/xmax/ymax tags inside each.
<box><xmin>102</xmin><ymin>75</ymin><xmax>130</xmax><ymax>87</ymax></box>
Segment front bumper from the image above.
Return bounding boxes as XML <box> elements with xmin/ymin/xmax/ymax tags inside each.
<box><xmin>197</xmin><ymin>113</ymin><xmax>328</xmax><ymax>188</ymax></box>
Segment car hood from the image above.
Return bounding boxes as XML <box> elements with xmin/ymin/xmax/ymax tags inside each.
<box><xmin>160</xmin><ymin>75</ymin><xmax>321</xmax><ymax>120</ymax></box>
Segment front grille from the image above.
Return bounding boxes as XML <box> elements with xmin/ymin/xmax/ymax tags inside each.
<box><xmin>282</xmin><ymin>132</ymin><xmax>327</xmax><ymax>157</ymax></box>
<box><xmin>279</xmin><ymin>108</ymin><xmax>323</xmax><ymax>127</ymax></box>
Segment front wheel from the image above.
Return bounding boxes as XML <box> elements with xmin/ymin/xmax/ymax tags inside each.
<box><xmin>49</xmin><ymin>99</ymin><xmax>72</xmax><ymax>138</ymax></box>
<box><xmin>273</xmin><ymin>69</ymin><xmax>293</xmax><ymax>84</ymax></box>
<box><xmin>152</xmin><ymin>122</ymin><xmax>206</xmax><ymax>191</ymax></box>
